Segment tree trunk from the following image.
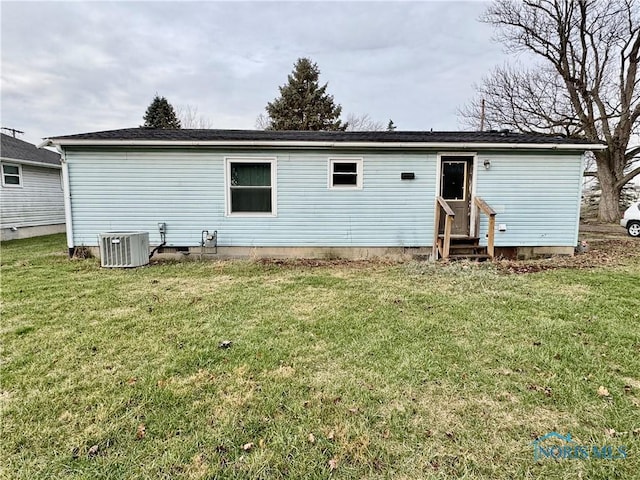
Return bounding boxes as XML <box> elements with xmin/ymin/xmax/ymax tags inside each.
<box><xmin>598</xmin><ymin>179</ymin><xmax>622</xmax><ymax>222</ymax></box>
<box><xmin>595</xmin><ymin>150</ymin><xmax>623</xmax><ymax>223</ymax></box>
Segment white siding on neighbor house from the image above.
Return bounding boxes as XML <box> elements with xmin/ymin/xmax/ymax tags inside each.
<box><xmin>65</xmin><ymin>149</ymin><xmax>437</xmax><ymax>247</ymax></box>
<box><xmin>0</xmin><ymin>164</ymin><xmax>65</xmax><ymax>228</ymax></box>
<box><xmin>474</xmin><ymin>151</ymin><xmax>583</xmax><ymax>247</ymax></box>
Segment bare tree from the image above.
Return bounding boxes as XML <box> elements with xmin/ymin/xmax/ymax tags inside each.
<box><xmin>255</xmin><ymin>113</ymin><xmax>272</xmax><ymax>130</ymax></box>
<box><xmin>175</xmin><ymin>105</ymin><xmax>213</xmax><ymax>129</ymax></box>
<box><xmin>344</xmin><ymin>113</ymin><xmax>385</xmax><ymax>131</ymax></box>
<box><xmin>460</xmin><ymin>64</ymin><xmax>583</xmax><ymax>136</ymax></box>
<box><xmin>460</xmin><ymin>0</ymin><xmax>640</xmax><ymax>222</ymax></box>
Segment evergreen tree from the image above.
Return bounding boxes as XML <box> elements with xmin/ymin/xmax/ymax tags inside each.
<box><xmin>387</xmin><ymin>120</ymin><xmax>396</xmax><ymax>131</ymax></box>
<box><xmin>141</xmin><ymin>95</ymin><xmax>181</xmax><ymax>129</ymax></box>
<box><xmin>266</xmin><ymin>58</ymin><xmax>346</xmax><ymax>131</ymax></box>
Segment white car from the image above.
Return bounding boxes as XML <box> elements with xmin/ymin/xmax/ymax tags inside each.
<box><xmin>621</xmin><ymin>201</ymin><xmax>640</xmax><ymax>237</ymax></box>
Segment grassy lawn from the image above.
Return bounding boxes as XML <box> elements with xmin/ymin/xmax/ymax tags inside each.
<box><xmin>1</xmin><ymin>234</ymin><xmax>639</xmax><ymax>479</ymax></box>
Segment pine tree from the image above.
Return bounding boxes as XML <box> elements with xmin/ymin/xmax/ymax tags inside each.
<box><xmin>141</xmin><ymin>95</ymin><xmax>181</xmax><ymax>129</ymax></box>
<box><xmin>266</xmin><ymin>58</ymin><xmax>346</xmax><ymax>131</ymax></box>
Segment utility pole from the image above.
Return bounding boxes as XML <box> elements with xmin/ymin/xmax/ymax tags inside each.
<box><xmin>479</xmin><ymin>99</ymin><xmax>485</xmax><ymax>132</ymax></box>
<box><xmin>1</xmin><ymin>127</ymin><xmax>24</xmax><ymax>138</ymax></box>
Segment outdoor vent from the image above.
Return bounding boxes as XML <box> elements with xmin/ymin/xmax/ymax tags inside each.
<box><xmin>99</xmin><ymin>231</ymin><xmax>149</xmax><ymax>268</ymax></box>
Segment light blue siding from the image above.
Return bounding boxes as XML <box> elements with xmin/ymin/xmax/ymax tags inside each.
<box><xmin>66</xmin><ymin>147</ymin><xmax>584</xmax><ymax>249</ymax></box>
<box><xmin>66</xmin><ymin>149</ymin><xmax>437</xmax><ymax>247</ymax></box>
<box><xmin>475</xmin><ymin>152</ymin><xmax>583</xmax><ymax>247</ymax></box>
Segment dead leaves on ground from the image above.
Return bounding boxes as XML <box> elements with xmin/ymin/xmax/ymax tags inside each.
<box><xmin>527</xmin><ymin>383</ymin><xmax>553</xmax><ymax>397</ymax></box>
<box><xmin>135</xmin><ymin>424</ymin><xmax>146</xmax><ymax>440</ymax></box>
<box><xmin>87</xmin><ymin>444</ymin><xmax>99</xmax><ymax>457</ymax></box>
<box><xmin>496</xmin><ymin>237</ymin><xmax>638</xmax><ymax>275</ymax></box>
<box><xmin>257</xmin><ymin>258</ymin><xmax>399</xmax><ymax>269</ymax></box>
<box><xmin>242</xmin><ymin>442</ymin><xmax>254</xmax><ymax>452</ymax></box>
<box><xmin>597</xmin><ymin>385</ymin><xmax>611</xmax><ymax>397</ymax></box>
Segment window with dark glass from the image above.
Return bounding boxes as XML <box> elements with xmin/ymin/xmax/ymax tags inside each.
<box><xmin>2</xmin><ymin>164</ymin><xmax>21</xmax><ymax>186</ymax></box>
<box><xmin>229</xmin><ymin>162</ymin><xmax>272</xmax><ymax>213</ymax></box>
<box><xmin>441</xmin><ymin>161</ymin><xmax>466</xmax><ymax>200</ymax></box>
<box><xmin>330</xmin><ymin>159</ymin><xmax>362</xmax><ymax>189</ymax></box>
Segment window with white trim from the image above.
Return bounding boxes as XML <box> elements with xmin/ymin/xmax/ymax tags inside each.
<box><xmin>329</xmin><ymin>158</ymin><xmax>363</xmax><ymax>189</ymax></box>
<box><xmin>2</xmin><ymin>163</ymin><xmax>22</xmax><ymax>187</ymax></box>
<box><xmin>226</xmin><ymin>158</ymin><xmax>276</xmax><ymax>215</ymax></box>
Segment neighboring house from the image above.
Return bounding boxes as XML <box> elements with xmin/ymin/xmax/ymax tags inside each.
<box><xmin>1</xmin><ymin>133</ymin><xmax>65</xmax><ymax>241</ymax></box>
<box><xmin>42</xmin><ymin>128</ymin><xmax>605</xmax><ymax>260</ymax></box>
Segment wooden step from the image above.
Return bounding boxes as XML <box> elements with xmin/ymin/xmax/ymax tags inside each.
<box><xmin>448</xmin><ymin>253</ymin><xmax>491</xmax><ymax>261</ymax></box>
<box><xmin>438</xmin><ymin>235</ymin><xmax>480</xmax><ymax>242</ymax></box>
<box><xmin>449</xmin><ymin>244</ymin><xmax>484</xmax><ymax>250</ymax></box>
<box><xmin>448</xmin><ymin>245</ymin><xmax>487</xmax><ymax>254</ymax></box>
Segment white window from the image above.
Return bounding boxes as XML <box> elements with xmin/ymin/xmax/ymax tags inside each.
<box><xmin>329</xmin><ymin>158</ymin><xmax>363</xmax><ymax>189</ymax></box>
<box><xmin>225</xmin><ymin>158</ymin><xmax>276</xmax><ymax>216</ymax></box>
<box><xmin>2</xmin><ymin>163</ymin><xmax>22</xmax><ymax>187</ymax></box>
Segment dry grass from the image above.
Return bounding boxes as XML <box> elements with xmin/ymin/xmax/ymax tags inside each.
<box><xmin>1</xmin><ymin>233</ymin><xmax>639</xmax><ymax>479</ymax></box>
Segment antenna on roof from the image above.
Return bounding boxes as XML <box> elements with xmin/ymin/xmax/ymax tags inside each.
<box><xmin>1</xmin><ymin>127</ymin><xmax>24</xmax><ymax>138</ymax></box>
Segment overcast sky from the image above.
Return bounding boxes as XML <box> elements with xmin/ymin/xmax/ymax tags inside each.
<box><xmin>1</xmin><ymin>1</ymin><xmax>527</xmax><ymax>145</ymax></box>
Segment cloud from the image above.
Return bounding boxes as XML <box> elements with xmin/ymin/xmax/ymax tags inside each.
<box><xmin>1</xmin><ymin>1</ymin><xmax>515</xmax><ymax>145</ymax></box>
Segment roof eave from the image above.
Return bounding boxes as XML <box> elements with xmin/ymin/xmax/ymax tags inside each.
<box><xmin>42</xmin><ymin>138</ymin><xmax>607</xmax><ymax>151</ymax></box>
<box><xmin>0</xmin><ymin>156</ymin><xmax>61</xmax><ymax>169</ymax></box>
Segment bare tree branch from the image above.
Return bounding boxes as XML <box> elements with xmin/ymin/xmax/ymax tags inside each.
<box><xmin>255</xmin><ymin>113</ymin><xmax>272</xmax><ymax>130</ymax></box>
<box><xmin>344</xmin><ymin>113</ymin><xmax>385</xmax><ymax>132</ymax></box>
<box><xmin>617</xmin><ymin>164</ymin><xmax>640</xmax><ymax>187</ymax></box>
<box><xmin>175</xmin><ymin>105</ymin><xmax>214</xmax><ymax>129</ymax></box>
<box><xmin>462</xmin><ymin>0</ymin><xmax>640</xmax><ymax>221</ymax></box>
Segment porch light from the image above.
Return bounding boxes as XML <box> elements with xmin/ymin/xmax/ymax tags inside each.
<box><xmin>483</xmin><ymin>159</ymin><xmax>491</xmax><ymax>170</ymax></box>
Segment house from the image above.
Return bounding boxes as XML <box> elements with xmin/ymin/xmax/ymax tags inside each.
<box><xmin>41</xmin><ymin>128</ymin><xmax>605</xmax><ymax>260</ymax></box>
<box><xmin>1</xmin><ymin>133</ymin><xmax>65</xmax><ymax>241</ymax></box>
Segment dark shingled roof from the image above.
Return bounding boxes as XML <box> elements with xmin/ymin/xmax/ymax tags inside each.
<box><xmin>1</xmin><ymin>133</ymin><xmax>61</xmax><ymax>166</ymax></box>
<box><xmin>48</xmin><ymin>128</ymin><xmax>601</xmax><ymax>146</ymax></box>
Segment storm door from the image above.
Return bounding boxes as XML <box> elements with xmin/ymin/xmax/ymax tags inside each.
<box><xmin>440</xmin><ymin>156</ymin><xmax>473</xmax><ymax>236</ymax></box>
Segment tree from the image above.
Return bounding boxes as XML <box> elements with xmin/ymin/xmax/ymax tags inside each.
<box><xmin>387</xmin><ymin>120</ymin><xmax>397</xmax><ymax>131</ymax></box>
<box><xmin>142</xmin><ymin>95</ymin><xmax>181</xmax><ymax>129</ymax></box>
<box><xmin>583</xmin><ymin>181</ymin><xmax>639</xmax><ymax>216</ymax></box>
<box><xmin>265</xmin><ymin>58</ymin><xmax>346</xmax><ymax>131</ymax></box>
<box><xmin>460</xmin><ymin>0</ymin><xmax>640</xmax><ymax>222</ymax></box>
<box><xmin>176</xmin><ymin>105</ymin><xmax>213</xmax><ymax>129</ymax></box>
<box><xmin>345</xmin><ymin>113</ymin><xmax>385</xmax><ymax>131</ymax></box>
<box><xmin>255</xmin><ymin>113</ymin><xmax>272</xmax><ymax>130</ymax></box>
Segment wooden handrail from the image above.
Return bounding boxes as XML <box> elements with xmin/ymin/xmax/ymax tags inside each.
<box><xmin>437</xmin><ymin>196</ymin><xmax>456</xmax><ymax>217</ymax></box>
<box><xmin>474</xmin><ymin>197</ymin><xmax>496</xmax><ymax>217</ymax></box>
<box><xmin>474</xmin><ymin>196</ymin><xmax>496</xmax><ymax>259</ymax></box>
<box><xmin>434</xmin><ymin>196</ymin><xmax>455</xmax><ymax>259</ymax></box>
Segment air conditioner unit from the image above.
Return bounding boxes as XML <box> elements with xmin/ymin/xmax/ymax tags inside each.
<box><xmin>99</xmin><ymin>231</ymin><xmax>149</xmax><ymax>268</ymax></box>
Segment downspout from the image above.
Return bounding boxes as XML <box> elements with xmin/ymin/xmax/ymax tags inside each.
<box><xmin>59</xmin><ymin>149</ymin><xmax>75</xmax><ymax>257</ymax></box>
<box><xmin>574</xmin><ymin>152</ymin><xmax>587</xmax><ymax>246</ymax></box>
